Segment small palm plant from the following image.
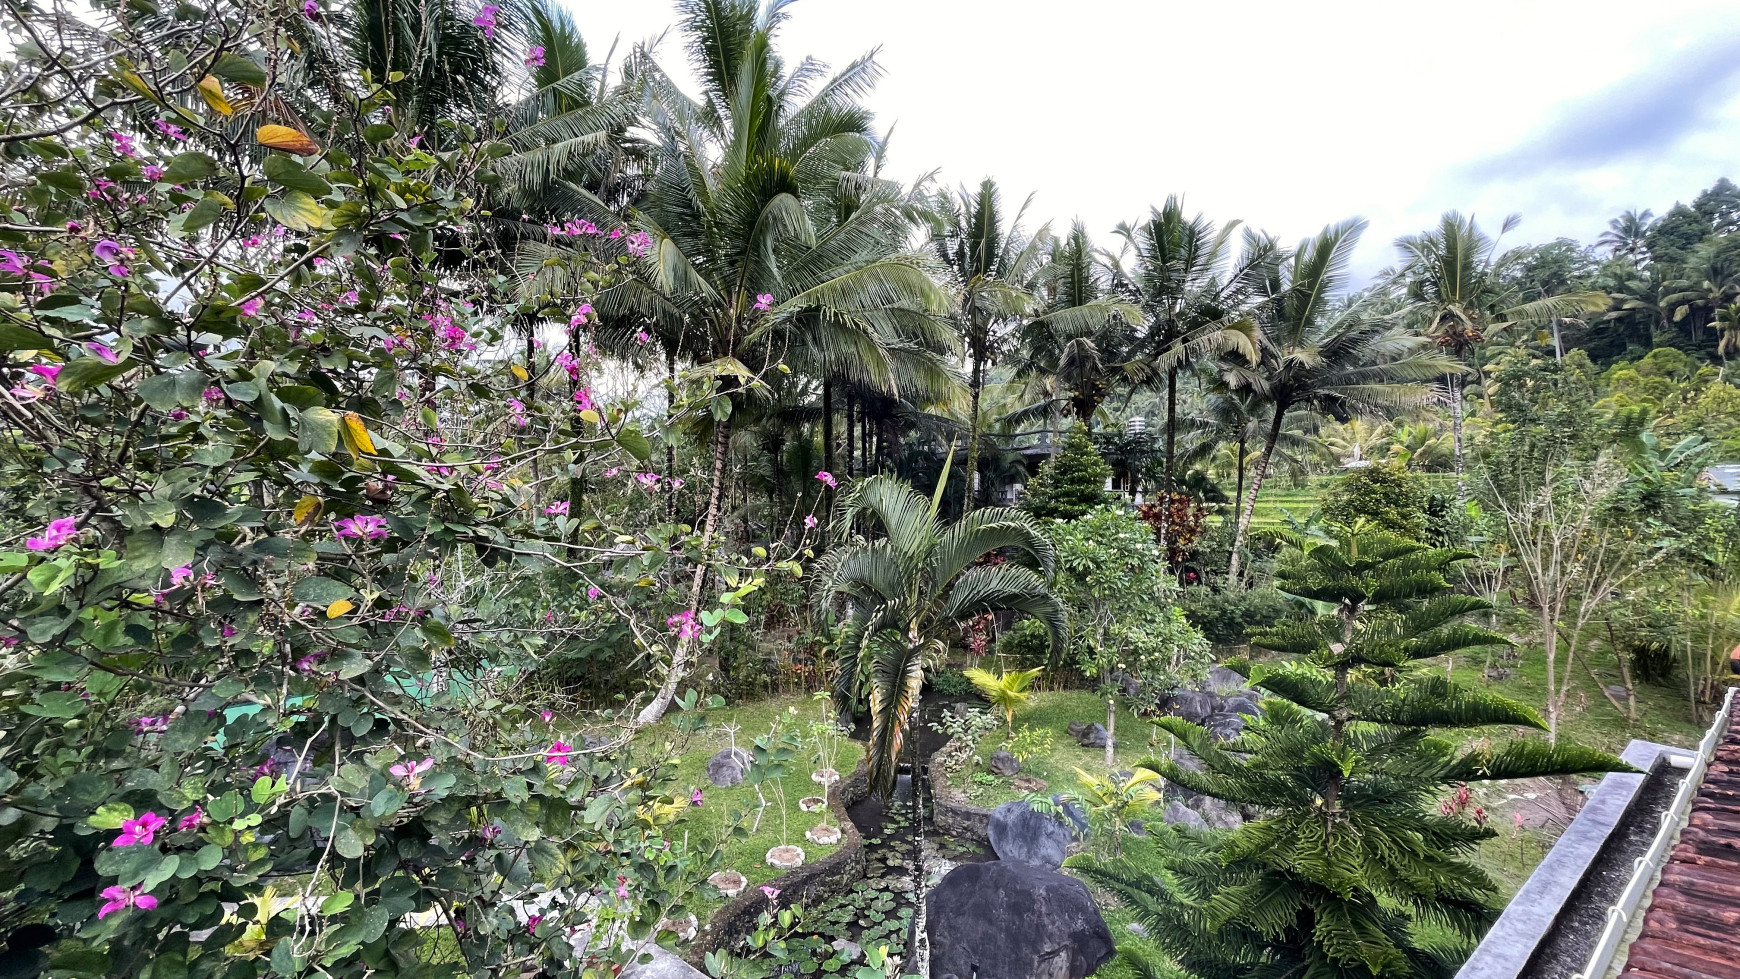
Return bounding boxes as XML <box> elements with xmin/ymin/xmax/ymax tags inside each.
<box><xmin>963</xmin><ymin>666</ymin><xmax>1043</xmax><ymax>734</ymax></box>
<box><xmin>1072</xmin><ymin>767</ymin><xmax>1163</xmax><ymax>857</ymax></box>
<box><xmin>814</xmin><ymin>468</ymin><xmax>1067</xmax><ymax>796</ymax></box>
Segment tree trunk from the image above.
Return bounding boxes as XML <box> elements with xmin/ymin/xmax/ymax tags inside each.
<box><xmin>845</xmin><ymin>391</ymin><xmax>855</xmax><ymax>477</ymax></box>
<box><xmin>1542</xmin><ymin>604</ymin><xmax>1558</xmax><ymax>744</ymax></box>
<box><xmin>1234</xmin><ymin>432</ymin><xmax>1247</xmax><ymax>527</ymax></box>
<box><xmin>1227</xmin><ymin>405</ymin><xmax>1287</xmax><ymax>584</ymax></box>
<box><xmin>963</xmin><ymin>350</ymin><xmax>983</xmax><ymax>512</ymax></box>
<box><xmin>1105</xmin><ymin>696</ymin><xmax>1116</xmax><ymax>767</ymax></box>
<box><xmin>638</xmin><ymin>412</ymin><xmax>733</xmax><ymax>724</ymax></box>
<box><xmin>822</xmin><ymin>378</ymin><xmax>834</xmax><ymax>476</ymax></box>
<box><xmin>1160</xmin><ymin>367</ymin><xmax>1177</xmax><ymax>550</ymax></box>
<box><xmin>666</xmin><ymin>351</ymin><xmax>678</xmax><ymax>523</ymax></box>
<box><xmin>1450</xmin><ymin>371</ymin><xmax>1466</xmax><ymax>501</ymax></box>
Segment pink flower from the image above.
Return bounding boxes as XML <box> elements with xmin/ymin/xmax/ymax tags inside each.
<box><xmin>759</xmin><ymin>885</ymin><xmax>780</xmax><ymax>902</ymax></box>
<box><xmin>219</xmin><ymin>622</ymin><xmax>237</xmax><ymax>638</ymax></box>
<box><xmin>691</xmin><ymin>789</ymin><xmax>703</xmax><ymax>806</ymax></box>
<box><xmin>28</xmin><ymin>364</ymin><xmax>60</xmax><ymax>386</ymax></box>
<box><xmin>177</xmin><ymin>806</ymin><xmax>204</xmax><ymax>831</ymax></box>
<box><xmin>301</xmin><ymin>0</ymin><xmax>318</xmax><ymax>17</ymax></box>
<box><xmin>1513</xmin><ymin>812</ymin><xmax>1526</xmax><ymax>830</ymax></box>
<box><xmin>526</xmin><ymin>914</ymin><xmax>543</xmax><ymax>935</ymax></box>
<box><xmin>544</xmin><ymin>502</ymin><xmax>569</xmax><ymax>515</ymax></box>
<box><xmin>85</xmin><ymin>342</ymin><xmax>119</xmax><ymax>364</ymax></box>
<box><xmin>135</xmin><ymin>715</ymin><xmax>169</xmax><ymax>733</ymax></box>
<box><xmin>636</xmin><ymin>472</ymin><xmax>661</xmax><ymax>489</ymax></box>
<box><xmin>26</xmin><ymin>517</ymin><xmax>78</xmax><ymax>551</ymax></box>
<box><xmin>573</xmin><ymin>388</ymin><xmax>595</xmax><ymax>412</ymax></box>
<box><xmin>603</xmin><ymin>467</ymin><xmax>620</xmax><ymax>477</ymax></box>
<box><xmin>471</xmin><ymin>4</ymin><xmax>499</xmax><ymax>36</ymax></box>
<box><xmin>114</xmin><ymin>811</ymin><xmax>167</xmax><ymax>847</ymax></box>
<box><xmin>615</xmin><ymin>875</ymin><xmax>630</xmax><ymax>900</ymax></box>
<box><xmin>666</xmin><ymin>609</ymin><xmax>701</xmax><ymax>640</ymax></box>
<box><xmin>753</xmin><ymin>293</ymin><xmax>773</xmax><ymax>312</ymax></box>
<box><xmin>333</xmin><ymin>515</ymin><xmax>389</xmax><ymax>539</ymax></box>
<box><xmin>540</xmin><ymin>710</ymin><xmax>554</xmax><ymax>724</ymax></box>
<box><xmin>625</xmin><ymin>231</ymin><xmax>652</xmax><ymax>257</ymax></box>
<box><xmin>142</xmin><ymin>164</ymin><xmax>165</xmax><ymax>181</ymax></box>
<box><xmin>815</xmin><ymin>470</ymin><xmax>837</xmax><ymax>489</ymax></box>
<box><xmin>804</xmin><ymin>514</ymin><xmax>817</xmax><ymax>529</ymax></box>
<box><xmin>586</xmin><ymin>586</ymin><xmax>601</xmax><ymax>601</ymax></box>
<box><xmin>170</xmin><ymin>565</ymin><xmax>194</xmax><ymax>586</ymax></box>
<box><xmin>97</xmin><ymin>885</ymin><xmax>158</xmax><ymax>919</ymax></box>
<box><xmin>389</xmin><ymin>757</ymin><xmax>435</xmax><ymax>780</ymax></box>
<box><xmin>110</xmin><ymin>132</ymin><xmax>136</xmax><ymax>158</ymax></box>
<box><xmin>152</xmin><ymin>118</ymin><xmax>187</xmax><ymax>141</ymax></box>
<box><xmin>480</xmin><ymin>824</ymin><xmax>501</xmax><ymax>841</ymax></box>
<box><xmin>636</xmin><ymin>330</ymin><xmax>651</xmax><ymax>345</ymax></box>
<box><xmin>570</xmin><ymin>303</ymin><xmax>593</xmax><ymax>327</ymax></box>
<box><xmin>525</xmin><ymin>46</ymin><xmax>545</xmax><ymax>67</ymax></box>
<box><xmin>294</xmin><ymin>652</ymin><xmax>325</xmax><ymax>672</ymax></box>
<box><xmin>239</xmin><ymin>297</ymin><xmax>263</xmax><ymax>317</ymax></box>
<box><xmin>545</xmin><ymin>740</ymin><xmax>572</xmax><ymax>766</ymax></box>
<box><xmin>93</xmin><ymin>240</ymin><xmax>126</xmax><ymax>263</ymax></box>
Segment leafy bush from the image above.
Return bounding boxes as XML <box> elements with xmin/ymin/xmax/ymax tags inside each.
<box><xmin>1020</xmin><ymin>423</ymin><xmax>1113</xmax><ymax>520</ymax></box>
<box><xmin>995</xmin><ymin>617</ymin><xmax>1054</xmax><ymax>668</ymax></box>
<box><xmin>926</xmin><ymin>668</ymin><xmax>974</xmax><ymax>698</ymax></box>
<box><xmin>1008</xmin><ymin>725</ymin><xmax>1055</xmax><ymax>763</ymax></box>
<box><xmin>1178</xmin><ymin>585</ymin><xmax>1292</xmax><ymax>646</ymax></box>
<box><xmin>1136</xmin><ymin>493</ymin><xmax>1210</xmax><ymax>566</ymax></box>
<box><xmin>1320</xmin><ymin>463</ymin><xmax>1429</xmax><ymax>540</ymax></box>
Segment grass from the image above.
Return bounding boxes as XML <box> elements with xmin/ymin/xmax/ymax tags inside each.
<box><xmin>952</xmin><ymin>691</ymin><xmax>1185</xmax><ymax>808</ymax></box>
<box><xmin>634</xmin><ymin>691</ymin><xmax>862</xmax><ymax>921</ymax></box>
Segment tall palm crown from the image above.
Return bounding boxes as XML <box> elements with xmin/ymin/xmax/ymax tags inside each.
<box><xmin>1224</xmin><ymin>219</ymin><xmax>1459</xmax><ymax>580</ymax></box>
<box><xmin>1393</xmin><ymin>211</ymin><xmax>1608</xmax><ymax>485</ymax></box>
<box><xmin>1597</xmin><ymin>208</ymin><xmax>1655</xmax><ymax>262</ymax></box>
<box><xmin>933</xmin><ymin>179</ymin><xmax>1049</xmax><ymax>509</ymax></box>
<box><xmin>814</xmin><ymin>473</ymin><xmax>1066</xmax><ymax>794</ymax></box>
<box><xmin>1014</xmin><ymin>222</ymin><xmax>1145</xmax><ymax>423</ymax></box>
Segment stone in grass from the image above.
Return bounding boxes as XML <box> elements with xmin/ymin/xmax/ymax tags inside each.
<box><xmin>1066</xmin><ymin>721</ymin><xmax>1088</xmax><ymax>738</ymax></box>
<box><xmin>811</xmin><ymin>767</ymin><xmax>841</xmax><ymax>786</ymax></box>
<box><xmin>1194</xmin><ymin>796</ymin><xmax>1244</xmax><ymax>830</ymax></box>
<box><xmin>806</xmin><ymin>824</ymin><xmax>843</xmax><ymax>846</ymax></box>
<box><xmin>766</xmin><ymin>845</ymin><xmax>806</xmax><ymax>870</ymax></box>
<box><xmin>707</xmin><ymin>870</ymin><xmax>747</xmax><ymax>898</ymax></box>
<box><xmin>799</xmin><ymin>795</ymin><xmax>827</xmax><ymax>812</ymax></box>
<box><xmin>1075</xmin><ymin>723</ymin><xmax>1111</xmax><ymax>748</ymax></box>
<box><xmin>706</xmin><ymin>747</ymin><xmax>752</xmax><ymax>787</ymax></box>
<box><xmin>655</xmin><ymin>913</ymin><xmax>698</xmax><ymax>942</ymax></box>
<box><xmin>620</xmin><ymin>941</ymin><xmax>710</xmax><ymax>978</ymax></box>
<box><xmin>928</xmin><ymin>860</ymin><xmax>1116</xmax><ymax>979</ymax></box>
<box><xmin>988</xmin><ymin>749</ymin><xmax>1021</xmax><ymax>776</ymax></box>
<box><xmin>1203</xmin><ymin>712</ymin><xmax>1246</xmax><ymax>743</ymax></box>
<box><xmin>1011</xmin><ymin>775</ymin><xmax>1049</xmax><ymax>794</ymax></box>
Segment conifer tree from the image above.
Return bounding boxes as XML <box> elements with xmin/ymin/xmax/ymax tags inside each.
<box><xmin>1021</xmin><ymin>423</ymin><xmax>1114</xmax><ymax>520</ymax></box>
<box><xmin>1070</xmin><ymin>527</ymin><xmax>1631</xmax><ymax>979</ymax></box>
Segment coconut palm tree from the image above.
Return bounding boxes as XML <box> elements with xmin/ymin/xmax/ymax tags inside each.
<box><xmin>1012</xmin><ymin>222</ymin><xmax>1144</xmax><ymax>424</ymax></box>
<box><xmin>1597</xmin><ymin>208</ymin><xmax>1655</xmax><ymax>262</ymax></box>
<box><xmin>1110</xmin><ymin>200</ymin><xmax>1265</xmax><ymax>546</ymax></box>
<box><xmin>1224</xmin><ymin>219</ymin><xmax>1461</xmax><ymax>582</ymax></box>
<box><xmin>933</xmin><ymin>179</ymin><xmax>1050</xmax><ymax>511</ymax></box>
<box><xmin>814</xmin><ymin>472</ymin><xmax>1067</xmax><ymax>795</ymax></box>
<box><xmin>522</xmin><ymin>0</ymin><xmax>951</xmax><ymax>723</ymax></box>
<box><xmin>1393</xmin><ymin>212</ymin><xmax>1608</xmax><ymax>490</ymax></box>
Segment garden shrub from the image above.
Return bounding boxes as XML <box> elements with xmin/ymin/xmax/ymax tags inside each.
<box><xmin>1020</xmin><ymin>423</ymin><xmax>1113</xmax><ymax>521</ymax></box>
<box><xmin>1178</xmin><ymin>585</ymin><xmax>1292</xmax><ymax>647</ymax></box>
<box><xmin>1320</xmin><ymin>462</ymin><xmax>1429</xmax><ymax>540</ymax></box>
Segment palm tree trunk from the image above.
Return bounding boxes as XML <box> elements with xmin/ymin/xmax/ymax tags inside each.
<box><xmin>1105</xmin><ymin>695</ymin><xmax>1115</xmax><ymax>767</ymax></box>
<box><xmin>1450</xmin><ymin>371</ymin><xmax>1466</xmax><ymax>501</ymax></box>
<box><xmin>963</xmin><ymin>351</ymin><xmax>983</xmax><ymax>512</ymax></box>
<box><xmin>638</xmin><ymin>412</ymin><xmax>733</xmax><ymax>724</ymax></box>
<box><xmin>1234</xmin><ymin>432</ymin><xmax>1247</xmax><ymax>526</ymax></box>
<box><xmin>822</xmin><ymin>378</ymin><xmax>834</xmax><ymax>476</ymax></box>
<box><xmin>1227</xmin><ymin>405</ymin><xmax>1287</xmax><ymax>584</ymax></box>
<box><xmin>666</xmin><ymin>351</ymin><xmax>678</xmax><ymax>524</ymax></box>
<box><xmin>1160</xmin><ymin>367</ymin><xmax>1177</xmax><ymax>550</ymax></box>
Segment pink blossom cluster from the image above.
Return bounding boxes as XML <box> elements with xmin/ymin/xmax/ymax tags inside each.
<box><xmin>666</xmin><ymin>609</ymin><xmax>701</xmax><ymax>640</ymax></box>
<box><xmin>545</xmin><ymin>219</ymin><xmax>602</xmax><ymax>237</ymax></box>
<box><xmin>0</xmin><ymin>249</ymin><xmax>54</xmax><ymax>293</ymax></box>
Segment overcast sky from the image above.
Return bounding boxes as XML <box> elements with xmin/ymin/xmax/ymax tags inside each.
<box><xmin>561</xmin><ymin>0</ymin><xmax>1740</xmax><ymax>281</ymax></box>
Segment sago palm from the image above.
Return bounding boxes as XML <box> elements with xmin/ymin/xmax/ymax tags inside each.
<box><xmin>814</xmin><ymin>472</ymin><xmax>1067</xmax><ymax>795</ymax></box>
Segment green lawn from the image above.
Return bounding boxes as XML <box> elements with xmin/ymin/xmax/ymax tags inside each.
<box><xmin>955</xmin><ymin>692</ymin><xmax>1174</xmax><ymax>808</ymax></box>
<box><xmin>633</xmin><ymin>691</ymin><xmax>862</xmax><ymax>921</ymax></box>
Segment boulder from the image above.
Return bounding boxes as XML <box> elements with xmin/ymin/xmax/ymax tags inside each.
<box><xmin>1206</xmin><ymin>666</ymin><xmax>1249</xmax><ymax>693</ymax></box>
<box><xmin>1066</xmin><ymin>721</ymin><xmax>1088</xmax><ymax>739</ymax></box>
<box><xmin>1050</xmin><ymin>795</ymin><xmax>1091</xmax><ymax>838</ymax></box>
<box><xmin>705</xmin><ymin>747</ymin><xmax>751</xmax><ymax>787</ymax></box>
<box><xmin>1223</xmin><ymin>695</ymin><xmax>1261</xmax><ymax>717</ymax></box>
<box><xmin>1605</xmin><ymin>684</ymin><xmax>1630</xmax><ymax>705</ymax></box>
<box><xmin>1075</xmin><ymin>723</ymin><xmax>1110</xmax><ymax>748</ymax></box>
<box><xmin>989</xmin><ymin>750</ymin><xmax>1021</xmax><ymax>776</ymax></box>
<box><xmin>1203</xmin><ymin>712</ymin><xmax>1246</xmax><ymax>743</ymax></box>
<box><xmin>1161</xmin><ymin>801</ymin><xmax>1208</xmax><ymax>831</ymax></box>
<box><xmin>928</xmin><ymin>860</ymin><xmax>1116</xmax><ymax>979</ymax></box>
<box><xmin>1012</xmin><ymin>775</ymin><xmax>1049</xmax><ymax>794</ymax></box>
<box><xmin>1194</xmin><ymin>796</ymin><xmax>1245</xmax><ymax>830</ymax></box>
<box><xmin>988</xmin><ymin>800</ymin><xmax>1075</xmax><ymax>869</ymax></box>
<box><xmin>1165</xmin><ymin>689</ymin><xmax>1216</xmax><ymax>725</ymax></box>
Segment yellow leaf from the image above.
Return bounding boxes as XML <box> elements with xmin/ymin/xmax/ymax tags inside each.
<box><xmin>510</xmin><ymin>364</ymin><xmax>528</xmax><ymax>381</ymax></box>
<box><xmin>325</xmin><ymin>599</ymin><xmax>354</xmax><ymax>618</ymax></box>
<box><xmin>117</xmin><ymin>70</ymin><xmax>160</xmax><ymax>103</ymax></box>
<box><xmin>197</xmin><ymin>75</ymin><xmax>233</xmax><ymax>116</ymax></box>
<box><xmin>256</xmin><ymin>124</ymin><xmax>320</xmax><ymax>156</ymax></box>
<box><xmin>340</xmin><ymin>411</ymin><xmax>377</xmax><ymax>457</ymax></box>
<box><xmin>579</xmin><ymin>409</ymin><xmax>600</xmax><ymax>425</ymax></box>
<box><xmin>293</xmin><ymin>495</ymin><xmax>322</xmax><ymax>525</ymax></box>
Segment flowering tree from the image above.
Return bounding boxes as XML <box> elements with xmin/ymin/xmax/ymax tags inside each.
<box><xmin>0</xmin><ymin>2</ymin><xmax>806</xmax><ymax>975</ymax></box>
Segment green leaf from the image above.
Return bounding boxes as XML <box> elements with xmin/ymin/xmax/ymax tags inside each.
<box><xmin>210</xmin><ymin>53</ymin><xmax>267</xmax><ymax>87</ymax></box>
<box><xmin>263</xmin><ymin>191</ymin><xmax>328</xmax><ymax>232</ymax></box>
<box><xmin>616</xmin><ymin>427</ymin><xmax>652</xmax><ymax>461</ymax></box>
<box><xmin>161</xmin><ymin>152</ymin><xmax>219</xmax><ymax>184</ymax></box>
<box><xmin>319</xmin><ymin>892</ymin><xmax>355</xmax><ymax>914</ymax></box>
<box><xmin>89</xmin><ymin>802</ymin><xmax>135</xmax><ymax>829</ymax></box>
<box><xmin>298</xmin><ymin>407</ymin><xmax>341</xmax><ymax>454</ymax></box>
<box><xmin>0</xmin><ymin>323</ymin><xmax>53</xmax><ymax>351</ymax></box>
<box><xmin>263</xmin><ymin>155</ymin><xmax>332</xmax><ymax>196</ymax></box>
<box><xmin>179</xmin><ymin>195</ymin><xmax>225</xmax><ymax>234</ymax></box>
<box><xmin>292</xmin><ymin>577</ymin><xmax>353</xmax><ymax>605</ymax></box>
<box><xmin>332</xmin><ymin>823</ymin><xmax>364</xmax><ymax>859</ymax></box>
<box><xmin>196</xmin><ymin>844</ymin><xmax>222</xmax><ymax>870</ymax></box>
<box><xmin>362</xmin><ymin>124</ymin><xmax>397</xmax><ymax>144</ymax></box>
<box><xmin>59</xmin><ymin>355</ymin><xmax>132</xmax><ymax>394</ymax></box>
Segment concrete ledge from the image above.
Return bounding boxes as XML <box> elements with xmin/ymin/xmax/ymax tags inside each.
<box><xmin>928</xmin><ymin>738</ymin><xmax>993</xmax><ymax>844</ymax></box>
<box><xmin>1454</xmin><ymin>741</ymin><xmax>1683</xmax><ymax>979</ymax></box>
<box><xmin>687</xmin><ymin>760</ymin><xmax>870</xmax><ymax>964</ymax></box>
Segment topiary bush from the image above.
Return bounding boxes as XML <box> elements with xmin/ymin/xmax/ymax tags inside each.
<box><xmin>1319</xmin><ymin>463</ymin><xmax>1429</xmax><ymax>540</ymax></box>
<box><xmin>1019</xmin><ymin>423</ymin><xmax>1113</xmax><ymax>520</ymax></box>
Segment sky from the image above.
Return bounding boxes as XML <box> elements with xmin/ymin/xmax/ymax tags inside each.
<box><xmin>560</xmin><ymin>0</ymin><xmax>1740</xmax><ymax>281</ymax></box>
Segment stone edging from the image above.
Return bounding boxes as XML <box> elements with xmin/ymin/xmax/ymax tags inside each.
<box><xmin>927</xmin><ymin>737</ymin><xmax>993</xmax><ymax>845</ymax></box>
<box><xmin>687</xmin><ymin>759</ymin><xmax>871</xmax><ymax>964</ymax></box>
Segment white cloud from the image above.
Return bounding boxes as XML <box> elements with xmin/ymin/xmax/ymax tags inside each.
<box><xmin>562</xmin><ymin>0</ymin><xmax>1740</xmax><ymax>279</ymax></box>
